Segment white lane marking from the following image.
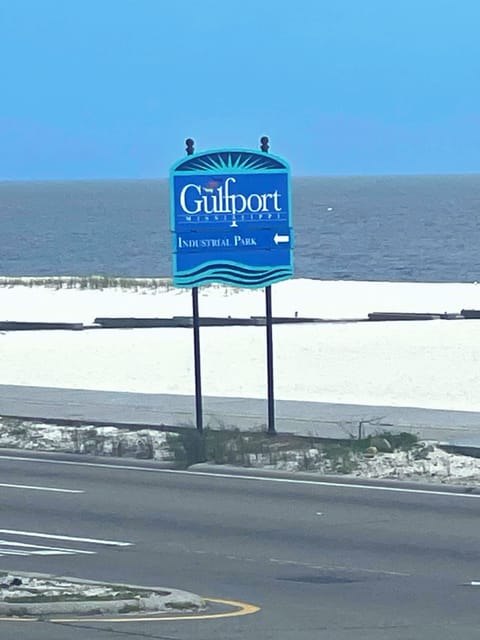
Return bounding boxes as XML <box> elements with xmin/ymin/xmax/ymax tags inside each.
<box><xmin>0</xmin><ymin>482</ymin><xmax>82</xmax><ymax>494</ymax></box>
<box><xmin>185</xmin><ymin>471</ymin><xmax>480</xmax><ymax>498</ymax></box>
<box><xmin>0</xmin><ymin>548</ymin><xmax>71</xmax><ymax>556</ymax></box>
<box><xmin>0</xmin><ymin>529</ymin><xmax>132</xmax><ymax>547</ymax></box>
<box><xmin>0</xmin><ymin>540</ymin><xmax>95</xmax><ymax>554</ymax></box>
<box><xmin>0</xmin><ymin>454</ymin><xmax>161</xmax><ymax>471</ymax></box>
<box><xmin>28</xmin><ymin>550</ymin><xmax>74</xmax><ymax>556</ymax></box>
<box><xmin>0</xmin><ymin>454</ymin><xmax>478</xmax><ymax>499</ymax></box>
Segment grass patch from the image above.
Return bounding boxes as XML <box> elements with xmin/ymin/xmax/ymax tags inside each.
<box><xmin>0</xmin><ymin>418</ymin><xmax>29</xmax><ymax>437</ymax></box>
<box><xmin>166</xmin><ymin>427</ymin><xmax>420</xmax><ymax>472</ymax></box>
<box><xmin>4</xmin><ymin>593</ymin><xmax>134</xmax><ymax>603</ymax></box>
<box><xmin>119</xmin><ymin>602</ymin><xmax>141</xmax><ymax>613</ymax></box>
<box><xmin>377</xmin><ymin>430</ymin><xmax>419</xmax><ymax>451</ymax></box>
<box><xmin>168</xmin><ymin>427</ymin><xmax>326</xmax><ymax>469</ymax></box>
<box><xmin>3</xmin><ymin>587</ymin><xmax>147</xmax><ymax>604</ymax></box>
<box><xmin>322</xmin><ymin>444</ymin><xmax>358</xmax><ymax>474</ymax></box>
<box><xmin>0</xmin><ymin>275</ymin><xmax>174</xmax><ymax>290</ymax></box>
<box><xmin>165</xmin><ymin>601</ymin><xmax>200</xmax><ymax>610</ymax></box>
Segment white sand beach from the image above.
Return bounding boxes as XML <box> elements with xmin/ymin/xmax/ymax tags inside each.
<box><xmin>0</xmin><ymin>278</ymin><xmax>480</xmax><ymax>413</ymax></box>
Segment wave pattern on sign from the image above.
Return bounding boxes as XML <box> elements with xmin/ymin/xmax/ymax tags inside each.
<box><xmin>174</xmin><ymin>260</ymin><xmax>293</xmax><ymax>288</ymax></box>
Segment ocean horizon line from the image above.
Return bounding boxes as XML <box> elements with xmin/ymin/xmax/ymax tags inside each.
<box><xmin>1</xmin><ymin>171</ymin><xmax>480</xmax><ymax>184</ymax></box>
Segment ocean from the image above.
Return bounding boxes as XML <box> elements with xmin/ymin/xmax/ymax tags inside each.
<box><xmin>1</xmin><ymin>174</ymin><xmax>479</xmax><ymax>282</ymax></box>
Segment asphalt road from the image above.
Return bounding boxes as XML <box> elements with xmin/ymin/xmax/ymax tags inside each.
<box><xmin>2</xmin><ymin>383</ymin><xmax>480</xmax><ymax>443</ymax></box>
<box><xmin>0</xmin><ymin>451</ymin><xmax>479</xmax><ymax>639</ymax></box>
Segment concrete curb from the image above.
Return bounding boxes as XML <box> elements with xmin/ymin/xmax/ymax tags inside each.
<box><xmin>0</xmin><ymin>571</ymin><xmax>205</xmax><ymax>617</ymax></box>
<box><xmin>188</xmin><ymin>463</ymin><xmax>480</xmax><ymax>494</ymax></box>
<box><xmin>1</xmin><ymin>447</ymin><xmax>479</xmax><ymax>493</ymax></box>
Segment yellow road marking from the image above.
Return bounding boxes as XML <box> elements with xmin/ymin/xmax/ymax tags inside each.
<box><xmin>0</xmin><ymin>597</ymin><xmax>260</xmax><ymax>624</ymax></box>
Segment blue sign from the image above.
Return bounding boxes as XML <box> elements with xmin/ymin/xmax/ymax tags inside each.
<box><xmin>170</xmin><ymin>149</ymin><xmax>293</xmax><ymax>288</ymax></box>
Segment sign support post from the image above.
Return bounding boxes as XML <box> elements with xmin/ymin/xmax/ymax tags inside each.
<box><xmin>260</xmin><ymin>136</ymin><xmax>276</xmax><ymax>435</ymax></box>
<box><xmin>186</xmin><ymin>137</ymin><xmax>203</xmax><ymax>433</ymax></box>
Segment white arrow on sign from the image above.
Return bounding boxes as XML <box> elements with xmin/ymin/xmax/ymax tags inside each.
<box><xmin>274</xmin><ymin>233</ymin><xmax>290</xmax><ymax>245</ymax></box>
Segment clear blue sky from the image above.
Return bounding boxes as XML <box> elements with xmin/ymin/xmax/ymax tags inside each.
<box><xmin>1</xmin><ymin>0</ymin><xmax>479</xmax><ymax>179</ymax></box>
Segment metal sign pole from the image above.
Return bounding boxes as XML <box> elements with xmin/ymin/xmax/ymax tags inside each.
<box><xmin>185</xmin><ymin>137</ymin><xmax>203</xmax><ymax>433</ymax></box>
<box><xmin>260</xmin><ymin>136</ymin><xmax>276</xmax><ymax>435</ymax></box>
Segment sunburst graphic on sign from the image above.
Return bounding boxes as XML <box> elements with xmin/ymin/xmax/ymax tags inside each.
<box><xmin>174</xmin><ymin>150</ymin><xmax>287</xmax><ymax>173</ymax></box>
